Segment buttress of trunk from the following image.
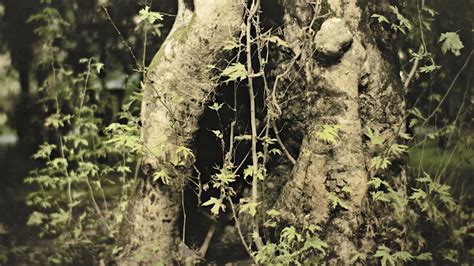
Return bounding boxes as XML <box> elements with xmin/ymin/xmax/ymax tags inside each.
<box><xmin>117</xmin><ymin>0</ymin><xmax>243</xmax><ymax>264</ymax></box>
<box><xmin>273</xmin><ymin>0</ymin><xmax>409</xmax><ymax>263</ymax></box>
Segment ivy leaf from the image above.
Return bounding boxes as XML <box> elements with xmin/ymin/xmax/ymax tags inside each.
<box><xmin>439</xmin><ymin>32</ymin><xmax>464</xmax><ymax>56</ymax></box>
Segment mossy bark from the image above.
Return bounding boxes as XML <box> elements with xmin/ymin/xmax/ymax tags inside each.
<box><xmin>117</xmin><ymin>0</ymin><xmax>243</xmax><ymax>264</ymax></box>
<box><xmin>273</xmin><ymin>0</ymin><xmax>409</xmax><ymax>263</ymax></box>
<box><xmin>118</xmin><ymin>0</ymin><xmax>410</xmax><ymax>264</ymax></box>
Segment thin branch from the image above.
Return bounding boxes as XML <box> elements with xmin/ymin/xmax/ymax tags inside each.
<box><xmin>422</xmin><ymin>50</ymin><xmax>472</xmax><ymax>126</ymax></box>
<box><xmin>272</xmin><ymin>121</ymin><xmax>297</xmax><ymax>165</ymax></box>
<box><xmin>101</xmin><ymin>6</ymin><xmax>141</xmax><ymax>70</ymax></box>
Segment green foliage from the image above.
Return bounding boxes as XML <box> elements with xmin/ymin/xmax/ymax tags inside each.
<box><xmin>439</xmin><ymin>32</ymin><xmax>464</xmax><ymax>56</ymax></box>
<box><xmin>137</xmin><ymin>6</ymin><xmax>163</xmax><ymax>25</ymax></box>
<box><xmin>254</xmin><ymin>225</ymin><xmax>328</xmax><ymax>264</ymax></box>
<box><xmin>221</xmin><ymin>62</ymin><xmax>247</xmax><ymax>82</ymax></box>
<box><xmin>314</xmin><ymin>125</ymin><xmax>341</xmax><ymax>145</ymax></box>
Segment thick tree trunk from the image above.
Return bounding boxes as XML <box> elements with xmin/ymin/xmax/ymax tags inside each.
<box><xmin>119</xmin><ymin>0</ymin><xmax>410</xmax><ymax>264</ymax></box>
<box><xmin>117</xmin><ymin>0</ymin><xmax>243</xmax><ymax>264</ymax></box>
<box><xmin>274</xmin><ymin>0</ymin><xmax>409</xmax><ymax>263</ymax></box>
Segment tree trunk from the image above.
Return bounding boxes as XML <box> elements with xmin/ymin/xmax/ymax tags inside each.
<box><xmin>118</xmin><ymin>0</ymin><xmax>410</xmax><ymax>264</ymax></box>
<box><xmin>273</xmin><ymin>0</ymin><xmax>409</xmax><ymax>263</ymax></box>
<box><xmin>117</xmin><ymin>0</ymin><xmax>243</xmax><ymax>264</ymax></box>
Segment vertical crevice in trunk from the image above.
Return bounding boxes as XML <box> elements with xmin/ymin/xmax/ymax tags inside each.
<box><xmin>117</xmin><ymin>0</ymin><xmax>243</xmax><ymax>264</ymax></box>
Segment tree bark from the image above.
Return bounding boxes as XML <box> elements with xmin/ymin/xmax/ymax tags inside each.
<box><xmin>118</xmin><ymin>0</ymin><xmax>410</xmax><ymax>264</ymax></box>
<box><xmin>273</xmin><ymin>0</ymin><xmax>409</xmax><ymax>263</ymax></box>
<box><xmin>117</xmin><ymin>0</ymin><xmax>243</xmax><ymax>264</ymax></box>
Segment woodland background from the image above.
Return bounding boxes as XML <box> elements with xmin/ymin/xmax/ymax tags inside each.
<box><xmin>0</xmin><ymin>0</ymin><xmax>472</xmax><ymax>264</ymax></box>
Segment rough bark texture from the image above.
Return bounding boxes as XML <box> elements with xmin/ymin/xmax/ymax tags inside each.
<box><xmin>273</xmin><ymin>0</ymin><xmax>408</xmax><ymax>263</ymax></box>
<box><xmin>117</xmin><ymin>0</ymin><xmax>243</xmax><ymax>264</ymax></box>
<box><xmin>118</xmin><ymin>0</ymin><xmax>409</xmax><ymax>264</ymax></box>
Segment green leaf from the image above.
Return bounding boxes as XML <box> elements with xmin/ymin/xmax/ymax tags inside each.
<box><xmin>27</xmin><ymin>211</ymin><xmax>47</xmax><ymax>226</ymax></box>
<box><xmin>239</xmin><ymin>198</ymin><xmax>260</xmax><ymax>217</ymax></box>
<box><xmin>202</xmin><ymin>197</ymin><xmax>225</xmax><ymax>216</ymax></box>
<box><xmin>266</xmin><ymin>209</ymin><xmax>281</xmax><ymax>217</ymax></box>
<box><xmin>368</xmin><ymin>177</ymin><xmax>390</xmax><ymax>189</ymax></box>
<box><xmin>370</xmin><ymin>156</ymin><xmax>391</xmax><ymax>170</ymax></box>
<box><xmin>388</xmin><ymin>5</ymin><xmax>413</xmax><ymax>34</ymax></box>
<box><xmin>439</xmin><ymin>32</ymin><xmax>464</xmax><ymax>56</ymax></box>
<box><xmin>371</xmin><ymin>14</ymin><xmax>389</xmax><ymax>24</ymax></box>
<box><xmin>222</xmin><ymin>39</ymin><xmax>242</xmax><ymax>51</ymax></box>
<box><xmin>409</xmin><ymin>188</ymin><xmax>427</xmax><ymax>201</ymax></box>
<box><xmin>341</xmin><ymin>186</ymin><xmax>352</xmax><ymax>194</ymax></box>
<box><xmin>210</xmin><ymin>130</ymin><xmax>223</xmax><ymax>139</ymax></box>
<box><xmin>93</xmin><ymin>62</ymin><xmax>104</xmax><ymax>73</ymax></box>
<box><xmin>234</xmin><ymin>134</ymin><xmax>252</xmax><ymax>141</ymax></box>
<box><xmin>329</xmin><ymin>193</ymin><xmax>350</xmax><ymax>210</ymax></box>
<box><xmin>365</xmin><ymin>127</ymin><xmax>385</xmax><ymax>146</ymax></box>
<box><xmin>153</xmin><ymin>170</ymin><xmax>171</xmax><ymax>185</ymax></box>
<box><xmin>374</xmin><ymin>245</ymin><xmax>395</xmax><ymax>266</ymax></box>
<box><xmin>303</xmin><ymin>237</ymin><xmax>328</xmax><ymax>254</ymax></box>
<box><xmin>243</xmin><ymin>165</ymin><xmax>253</xmax><ymax>181</ymax></box>
<box><xmin>422</xmin><ymin>6</ymin><xmax>437</xmax><ymax>17</ymax></box>
<box><xmin>350</xmin><ymin>252</ymin><xmax>367</xmax><ymax>263</ymax></box>
<box><xmin>221</xmin><ymin>62</ymin><xmax>247</xmax><ymax>82</ymax></box>
<box><xmin>398</xmin><ymin>131</ymin><xmax>412</xmax><ymax>140</ymax></box>
<box><xmin>280</xmin><ymin>226</ymin><xmax>303</xmax><ymax>243</ymax></box>
<box><xmin>314</xmin><ymin>125</ymin><xmax>341</xmax><ymax>145</ymax></box>
<box><xmin>262</xmin><ymin>35</ymin><xmax>289</xmax><ymax>47</ymax></box>
<box><xmin>32</xmin><ymin>143</ymin><xmax>57</xmax><ymax>159</ymax></box>
<box><xmin>416</xmin><ymin>252</ymin><xmax>433</xmax><ymax>261</ymax></box>
<box><xmin>419</xmin><ymin>64</ymin><xmax>441</xmax><ymax>73</ymax></box>
<box><xmin>138</xmin><ymin>6</ymin><xmax>163</xmax><ymax>24</ymax></box>
<box><xmin>389</xmin><ymin>143</ymin><xmax>408</xmax><ymax>157</ymax></box>
<box><xmin>371</xmin><ymin>191</ymin><xmax>391</xmax><ymax>202</ymax></box>
<box><xmin>209</xmin><ymin>102</ymin><xmax>224</xmax><ymax>112</ymax></box>
<box><xmin>393</xmin><ymin>251</ymin><xmax>414</xmax><ymax>263</ymax></box>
